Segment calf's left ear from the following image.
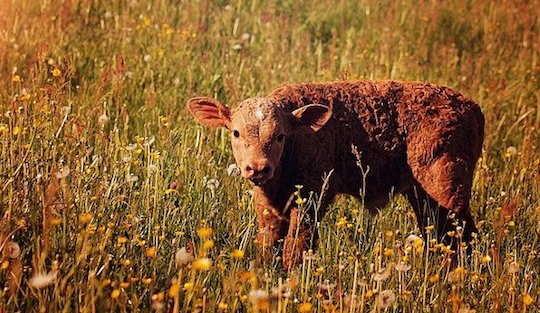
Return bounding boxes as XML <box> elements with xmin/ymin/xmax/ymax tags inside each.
<box><xmin>188</xmin><ymin>97</ymin><xmax>231</xmax><ymax>129</ymax></box>
<box><xmin>290</xmin><ymin>104</ymin><xmax>332</xmax><ymax>133</ymax></box>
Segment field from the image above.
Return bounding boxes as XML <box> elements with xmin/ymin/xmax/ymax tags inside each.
<box><xmin>0</xmin><ymin>0</ymin><xmax>539</xmax><ymax>311</ymax></box>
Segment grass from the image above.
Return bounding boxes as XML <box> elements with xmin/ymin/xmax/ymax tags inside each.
<box><xmin>0</xmin><ymin>0</ymin><xmax>538</xmax><ymax>311</ymax></box>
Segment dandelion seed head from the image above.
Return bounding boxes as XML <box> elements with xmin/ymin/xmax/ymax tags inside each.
<box><xmin>29</xmin><ymin>273</ymin><xmax>55</xmax><ymax>289</ymax></box>
<box><xmin>175</xmin><ymin>247</ymin><xmax>193</xmax><ymax>267</ymax></box>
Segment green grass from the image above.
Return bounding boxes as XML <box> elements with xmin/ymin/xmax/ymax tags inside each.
<box><xmin>0</xmin><ymin>0</ymin><xmax>538</xmax><ymax>311</ymax></box>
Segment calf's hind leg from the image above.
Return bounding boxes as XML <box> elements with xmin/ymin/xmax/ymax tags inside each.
<box><xmin>406</xmin><ymin>153</ymin><xmax>478</xmax><ymax>251</ymax></box>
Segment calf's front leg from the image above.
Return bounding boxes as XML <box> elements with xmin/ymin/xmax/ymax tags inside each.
<box><xmin>282</xmin><ymin>207</ymin><xmax>315</xmax><ymax>269</ymax></box>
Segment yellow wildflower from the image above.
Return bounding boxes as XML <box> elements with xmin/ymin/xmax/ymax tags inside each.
<box><xmin>481</xmin><ymin>255</ymin><xmax>492</xmax><ymax>263</ymax></box>
<box><xmin>117</xmin><ymin>237</ymin><xmax>128</xmax><ymax>244</ymax></box>
<box><xmin>142</xmin><ymin>278</ymin><xmax>152</xmax><ymax>285</ymax></box>
<box><xmin>168</xmin><ymin>282</ymin><xmax>180</xmax><ymax>298</ymax></box>
<box><xmin>79</xmin><ymin>213</ymin><xmax>92</xmax><ymax>223</ymax></box>
<box><xmin>111</xmin><ymin>289</ymin><xmax>120</xmax><ymax>299</ymax></box>
<box><xmin>523</xmin><ymin>293</ymin><xmax>534</xmax><ymax>306</ymax></box>
<box><xmin>197</xmin><ymin>227</ymin><xmax>213</xmax><ymax>238</ymax></box>
<box><xmin>192</xmin><ymin>257</ymin><xmax>212</xmax><ymax>271</ymax></box>
<box><xmin>1</xmin><ymin>260</ymin><xmax>9</xmax><ymax>269</ymax></box>
<box><xmin>218</xmin><ymin>302</ymin><xmax>228</xmax><ymax>309</ymax></box>
<box><xmin>298</xmin><ymin>302</ymin><xmax>313</xmax><ymax>313</ymax></box>
<box><xmin>231</xmin><ymin>249</ymin><xmax>245</xmax><ymax>259</ymax></box>
<box><xmin>12</xmin><ymin>75</ymin><xmax>21</xmax><ymax>82</ymax></box>
<box><xmin>429</xmin><ymin>273</ymin><xmax>439</xmax><ymax>283</ymax></box>
<box><xmin>52</xmin><ymin>68</ymin><xmax>61</xmax><ymax>77</ymax></box>
<box><xmin>146</xmin><ymin>247</ymin><xmax>157</xmax><ymax>258</ymax></box>
<box><xmin>384</xmin><ymin>248</ymin><xmax>395</xmax><ymax>257</ymax></box>
<box><xmin>203</xmin><ymin>240</ymin><xmax>214</xmax><ymax>250</ymax></box>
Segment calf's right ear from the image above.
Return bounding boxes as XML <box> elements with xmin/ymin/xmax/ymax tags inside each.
<box><xmin>187</xmin><ymin>97</ymin><xmax>231</xmax><ymax>129</ymax></box>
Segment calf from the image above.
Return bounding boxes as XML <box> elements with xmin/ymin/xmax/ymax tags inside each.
<box><xmin>188</xmin><ymin>80</ymin><xmax>484</xmax><ymax>267</ymax></box>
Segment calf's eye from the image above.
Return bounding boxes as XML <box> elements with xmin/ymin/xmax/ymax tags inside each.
<box><xmin>233</xmin><ymin>130</ymin><xmax>240</xmax><ymax>138</ymax></box>
<box><xmin>277</xmin><ymin>134</ymin><xmax>285</xmax><ymax>142</ymax></box>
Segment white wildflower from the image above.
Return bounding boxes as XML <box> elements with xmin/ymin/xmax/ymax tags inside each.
<box><xmin>175</xmin><ymin>247</ymin><xmax>193</xmax><ymax>267</ymax></box>
<box><xmin>232</xmin><ymin>44</ymin><xmax>242</xmax><ymax>50</ymax></box>
<box><xmin>373</xmin><ymin>267</ymin><xmax>390</xmax><ymax>281</ymax></box>
<box><xmin>126</xmin><ymin>173</ymin><xmax>138</xmax><ymax>183</ymax></box>
<box><xmin>249</xmin><ymin>289</ymin><xmax>269</xmax><ymax>307</ymax></box>
<box><xmin>395</xmin><ymin>262</ymin><xmax>411</xmax><ymax>272</ymax></box>
<box><xmin>405</xmin><ymin>234</ymin><xmax>421</xmax><ymax>246</ymax></box>
<box><xmin>205</xmin><ymin>178</ymin><xmax>220</xmax><ymax>191</ymax></box>
<box><xmin>143</xmin><ymin>136</ymin><xmax>155</xmax><ymax>147</ymax></box>
<box><xmin>241</xmin><ymin>33</ymin><xmax>250</xmax><ymax>41</ymax></box>
<box><xmin>148</xmin><ymin>164</ymin><xmax>158</xmax><ymax>173</ymax></box>
<box><xmin>126</xmin><ymin>143</ymin><xmax>137</xmax><ymax>151</ymax></box>
<box><xmin>377</xmin><ymin>290</ymin><xmax>396</xmax><ymax>308</ymax></box>
<box><xmin>98</xmin><ymin>113</ymin><xmax>108</xmax><ymax>127</ymax></box>
<box><xmin>29</xmin><ymin>272</ymin><xmax>55</xmax><ymax>289</ymax></box>
<box><xmin>55</xmin><ymin>165</ymin><xmax>70</xmax><ymax>179</ymax></box>
<box><xmin>143</xmin><ymin>54</ymin><xmax>152</xmax><ymax>62</ymax></box>
<box><xmin>5</xmin><ymin>241</ymin><xmax>20</xmax><ymax>259</ymax></box>
<box><xmin>227</xmin><ymin>163</ymin><xmax>240</xmax><ymax>176</ymax></box>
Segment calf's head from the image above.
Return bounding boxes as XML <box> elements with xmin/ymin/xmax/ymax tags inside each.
<box><xmin>188</xmin><ymin>97</ymin><xmax>331</xmax><ymax>186</ymax></box>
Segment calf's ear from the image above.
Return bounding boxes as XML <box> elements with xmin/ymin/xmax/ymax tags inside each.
<box><xmin>188</xmin><ymin>97</ymin><xmax>231</xmax><ymax>129</ymax></box>
<box><xmin>290</xmin><ymin>104</ymin><xmax>332</xmax><ymax>133</ymax></box>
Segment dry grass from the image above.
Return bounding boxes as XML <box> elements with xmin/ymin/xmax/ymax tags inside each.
<box><xmin>0</xmin><ymin>0</ymin><xmax>538</xmax><ymax>312</ymax></box>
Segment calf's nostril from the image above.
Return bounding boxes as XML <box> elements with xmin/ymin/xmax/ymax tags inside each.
<box><xmin>262</xmin><ymin>166</ymin><xmax>271</xmax><ymax>174</ymax></box>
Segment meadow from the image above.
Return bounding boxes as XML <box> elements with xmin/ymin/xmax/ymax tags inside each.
<box><xmin>0</xmin><ymin>0</ymin><xmax>538</xmax><ymax>311</ymax></box>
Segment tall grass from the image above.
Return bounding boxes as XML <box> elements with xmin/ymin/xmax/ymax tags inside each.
<box><xmin>0</xmin><ymin>0</ymin><xmax>538</xmax><ymax>311</ymax></box>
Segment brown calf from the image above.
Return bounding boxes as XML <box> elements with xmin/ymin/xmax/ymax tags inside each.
<box><xmin>189</xmin><ymin>80</ymin><xmax>484</xmax><ymax>268</ymax></box>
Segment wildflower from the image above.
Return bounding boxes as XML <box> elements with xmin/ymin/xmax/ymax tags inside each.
<box><xmin>365</xmin><ymin>289</ymin><xmax>374</xmax><ymax>298</ymax></box>
<box><xmin>29</xmin><ymin>273</ymin><xmax>55</xmax><ymax>289</ymax></box>
<box><xmin>119</xmin><ymin>281</ymin><xmax>130</xmax><ymax>288</ymax></box>
<box><xmin>232</xmin><ymin>44</ymin><xmax>242</xmax><ymax>50</ymax></box>
<box><xmin>79</xmin><ymin>213</ymin><xmax>92</xmax><ymax>223</ymax></box>
<box><xmin>481</xmin><ymin>255</ymin><xmax>492</xmax><ymax>263</ymax></box>
<box><xmin>146</xmin><ymin>247</ymin><xmax>157</xmax><ymax>258</ymax></box>
<box><xmin>148</xmin><ymin>164</ymin><xmax>158</xmax><ymax>173</ymax></box>
<box><xmin>377</xmin><ymin>290</ymin><xmax>396</xmax><ymax>309</ymax></box>
<box><xmin>241</xmin><ymin>33</ymin><xmax>250</xmax><ymax>41</ymax></box>
<box><xmin>227</xmin><ymin>163</ymin><xmax>240</xmax><ymax>176</ymax></box>
<box><xmin>298</xmin><ymin>302</ymin><xmax>313</xmax><ymax>313</ymax></box>
<box><xmin>395</xmin><ymin>262</ymin><xmax>411</xmax><ymax>272</ymax></box>
<box><xmin>249</xmin><ymin>289</ymin><xmax>270</xmax><ymax>310</ymax></box>
<box><xmin>143</xmin><ymin>54</ymin><xmax>152</xmax><ymax>62</ymax></box>
<box><xmin>385</xmin><ymin>230</ymin><xmax>394</xmax><ymax>238</ymax></box>
<box><xmin>183</xmin><ymin>282</ymin><xmax>194</xmax><ymax>290</ymax></box>
<box><xmin>373</xmin><ymin>267</ymin><xmax>390</xmax><ymax>281</ymax></box>
<box><xmin>383</xmin><ymin>248</ymin><xmax>395</xmax><ymax>257</ymax></box>
<box><xmin>429</xmin><ymin>273</ymin><xmax>440</xmax><ymax>283</ymax></box>
<box><xmin>425</xmin><ymin>225</ymin><xmax>435</xmax><ymax>232</ymax></box>
<box><xmin>126</xmin><ymin>173</ymin><xmax>139</xmax><ymax>183</ymax></box>
<box><xmin>205</xmin><ymin>178</ymin><xmax>220</xmax><ymax>191</ymax></box>
<box><xmin>150</xmin><ymin>292</ymin><xmax>164</xmax><ymax>305</ymax></box>
<box><xmin>117</xmin><ymin>236</ymin><xmax>128</xmax><ymax>244</ymax></box>
<box><xmin>314</xmin><ymin>266</ymin><xmax>324</xmax><ymax>276</ymax></box>
<box><xmin>12</xmin><ymin>75</ymin><xmax>21</xmax><ymax>82</ymax></box>
<box><xmin>126</xmin><ymin>143</ymin><xmax>137</xmax><ymax>151</ymax></box>
<box><xmin>52</xmin><ymin>68</ymin><xmax>61</xmax><ymax>77</ymax></box>
<box><xmin>505</xmin><ymin>146</ymin><xmax>517</xmax><ymax>158</ymax></box>
<box><xmin>523</xmin><ymin>293</ymin><xmax>534</xmax><ymax>306</ymax></box>
<box><xmin>192</xmin><ymin>257</ymin><xmax>212</xmax><ymax>271</ymax></box>
<box><xmin>168</xmin><ymin>281</ymin><xmax>180</xmax><ymax>298</ymax></box>
<box><xmin>508</xmin><ymin>261</ymin><xmax>520</xmax><ymax>273</ymax></box>
<box><xmin>175</xmin><ymin>247</ymin><xmax>193</xmax><ymax>267</ymax></box>
<box><xmin>142</xmin><ymin>278</ymin><xmax>152</xmax><ymax>285</ymax></box>
<box><xmin>56</xmin><ymin>165</ymin><xmax>70</xmax><ymax>179</ymax></box>
<box><xmin>111</xmin><ymin>289</ymin><xmax>121</xmax><ymax>299</ymax></box>
<box><xmin>203</xmin><ymin>240</ymin><xmax>214</xmax><ymax>250</ymax></box>
<box><xmin>5</xmin><ymin>242</ymin><xmax>20</xmax><ymax>259</ymax></box>
<box><xmin>1</xmin><ymin>260</ymin><xmax>9</xmax><ymax>269</ymax></box>
<box><xmin>295</xmin><ymin>197</ymin><xmax>306</xmax><ymax>205</ymax></box>
<box><xmin>335</xmin><ymin>217</ymin><xmax>347</xmax><ymax>227</ymax></box>
<box><xmin>98</xmin><ymin>113</ymin><xmax>108</xmax><ymax>127</ymax></box>
<box><xmin>197</xmin><ymin>227</ymin><xmax>213</xmax><ymax>238</ymax></box>
<box><xmin>231</xmin><ymin>249</ymin><xmax>245</xmax><ymax>259</ymax></box>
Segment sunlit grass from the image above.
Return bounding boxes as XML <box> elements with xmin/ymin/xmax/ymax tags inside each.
<box><xmin>0</xmin><ymin>0</ymin><xmax>538</xmax><ymax>311</ymax></box>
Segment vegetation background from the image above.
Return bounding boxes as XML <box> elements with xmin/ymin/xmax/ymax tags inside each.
<box><xmin>0</xmin><ymin>0</ymin><xmax>538</xmax><ymax>312</ymax></box>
